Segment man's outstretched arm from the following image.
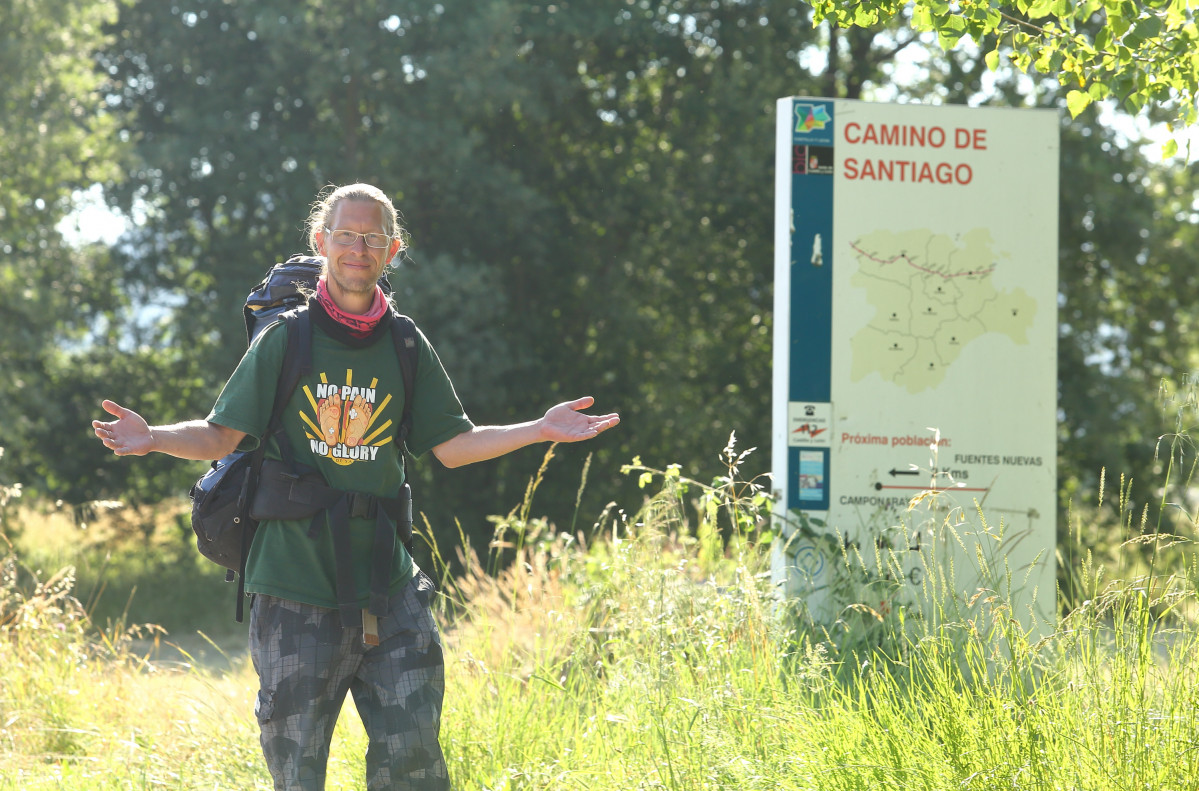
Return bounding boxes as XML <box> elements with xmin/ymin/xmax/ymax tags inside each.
<box><xmin>92</xmin><ymin>399</ymin><xmax>246</xmax><ymax>461</ymax></box>
<box><xmin>432</xmin><ymin>396</ymin><xmax>619</xmax><ymax>469</ymax></box>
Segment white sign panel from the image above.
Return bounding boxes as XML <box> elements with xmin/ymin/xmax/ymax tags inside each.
<box><xmin>772</xmin><ymin>98</ymin><xmax>1059</xmax><ymax>629</ymax></box>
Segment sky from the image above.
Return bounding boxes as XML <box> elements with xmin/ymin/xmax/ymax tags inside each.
<box><xmin>57</xmin><ymin>184</ymin><xmax>129</xmax><ymax>247</ymax></box>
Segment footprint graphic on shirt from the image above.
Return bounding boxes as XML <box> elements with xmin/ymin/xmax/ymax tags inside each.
<box><xmin>317</xmin><ymin>392</ymin><xmax>343</xmax><ymax>445</ymax></box>
<box><xmin>344</xmin><ymin>395</ymin><xmax>373</xmax><ymax>448</ymax></box>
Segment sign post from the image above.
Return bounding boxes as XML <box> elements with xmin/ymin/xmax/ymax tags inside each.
<box><xmin>771</xmin><ymin>98</ymin><xmax>1059</xmax><ymax>630</ymax></box>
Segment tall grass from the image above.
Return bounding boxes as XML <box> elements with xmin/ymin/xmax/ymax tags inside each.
<box><xmin>433</xmin><ymin>430</ymin><xmax>1199</xmax><ymax>790</ymax></box>
<box><xmin>3</xmin><ymin>419</ymin><xmax>1199</xmax><ymax>789</ymax></box>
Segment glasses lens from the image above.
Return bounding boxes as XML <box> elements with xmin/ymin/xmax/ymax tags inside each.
<box><xmin>328</xmin><ymin>229</ymin><xmax>391</xmax><ymax>248</ymax></box>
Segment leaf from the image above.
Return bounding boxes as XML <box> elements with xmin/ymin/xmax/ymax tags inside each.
<box><xmin>1108</xmin><ymin>7</ymin><xmax>1133</xmax><ymax>38</ymax></box>
<box><xmin>1066</xmin><ymin>90</ymin><xmax>1093</xmax><ymax>117</ymax></box>
<box><xmin>944</xmin><ymin>14</ymin><xmax>967</xmax><ymax>32</ymax></box>
<box><xmin>853</xmin><ymin>6</ymin><xmax>877</xmax><ymax>26</ymax></box>
<box><xmin>937</xmin><ymin>30</ymin><xmax>963</xmax><ymax>50</ymax></box>
<box><xmin>1034</xmin><ymin>44</ymin><xmax>1056</xmax><ymax>73</ymax></box>
<box><xmin>985</xmin><ymin>49</ymin><xmax>1000</xmax><ymax>71</ymax></box>
<box><xmin>1131</xmin><ymin>14</ymin><xmax>1164</xmax><ymax>40</ymax></box>
<box><xmin>1166</xmin><ymin>0</ymin><xmax>1188</xmax><ymax>29</ymax></box>
<box><xmin>1026</xmin><ymin>0</ymin><xmax>1054</xmax><ymax>18</ymax></box>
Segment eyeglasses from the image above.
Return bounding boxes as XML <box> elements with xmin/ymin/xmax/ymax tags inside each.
<box><xmin>324</xmin><ymin>227</ymin><xmax>392</xmax><ymax>249</ymax></box>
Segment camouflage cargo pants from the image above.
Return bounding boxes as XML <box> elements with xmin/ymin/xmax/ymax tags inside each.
<box><xmin>249</xmin><ymin>569</ymin><xmax>449</xmax><ymax>790</ymax></box>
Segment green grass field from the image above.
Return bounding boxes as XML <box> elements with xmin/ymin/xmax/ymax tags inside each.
<box><xmin>3</xmin><ymin>444</ymin><xmax>1199</xmax><ymax>790</ymax></box>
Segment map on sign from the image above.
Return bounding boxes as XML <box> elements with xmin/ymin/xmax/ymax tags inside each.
<box><xmin>847</xmin><ymin>228</ymin><xmax>1035</xmax><ymax>393</ymax></box>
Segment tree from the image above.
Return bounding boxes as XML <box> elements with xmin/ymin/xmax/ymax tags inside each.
<box><xmin>0</xmin><ymin>0</ymin><xmax>135</xmax><ymax>507</ymax></box>
<box><xmin>90</xmin><ymin>0</ymin><xmax>837</xmax><ymax>551</ymax></box>
<box><xmin>810</xmin><ymin>0</ymin><xmax>1199</xmax><ymax>156</ymax></box>
<box><xmin>76</xmin><ymin>0</ymin><xmax>1198</xmax><ymax>560</ymax></box>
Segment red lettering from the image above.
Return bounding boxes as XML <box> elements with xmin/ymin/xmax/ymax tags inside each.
<box><xmin>842</xmin><ymin>123</ymin><xmax>956</xmax><ymax>149</ymax></box>
<box><xmin>954</xmin><ymin>128</ymin><xmax>987</xmax><ymax>149</ymax></box>
<box><xmin>838</xmin><ymin>158</ymin><xmax>974</xmax><ymax>185</ymax></box>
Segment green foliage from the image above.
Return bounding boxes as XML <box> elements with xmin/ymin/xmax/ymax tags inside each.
<box><xmin>810</xmin><ymin>0</ymin><xmax>1199</xmax><ymax>148</ymax></box>
<box><xmin>88</xmin><ymin>0</ymin><xmax>822</xmax><ymax>547</ymax></box>
<box><xmin>0</xmin><ymin>559</ymin><xmax>97</xmax><ymax>763</ymax></box>
<box><xmin>5</xmin><ymin>0</ymin><xmax>1196</xmax><ymax>568</ymax></box>
<box><xmin>0</xmin><ymin>540</ymin><xmax>265</xmax><ymax>787</ymax></box>
<box><xmin>7</xmin><ymin>438</ymin><xmax>1199</xmax><ymax>788</ymax></box>
<box><xmin>621</xmin><ymin>431</ymin><xmax>774</xmax><ymax>565</ymax></box>
<box><xmin>0</xmin><ymin>0</ymin><xmax>141</xmax><ymax>501</ymax></box>
<box><xmin>0</xmin><ymin>448</ymin><xmax>19</xmax><ymax>529</ymax></box>
<box><xmin>0</xmin><ymin>0</ymin><xmax>124</xmax><ymax>202</ymax></box>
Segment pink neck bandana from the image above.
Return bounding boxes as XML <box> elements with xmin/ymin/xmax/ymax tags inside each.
<box><xmin>315</xmin><ymin>275</ymin><xmax>389</xmax><ymax>338</ymax></box>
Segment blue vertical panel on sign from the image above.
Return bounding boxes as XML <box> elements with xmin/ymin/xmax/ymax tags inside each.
<box><xmin>787</xmin><ymin>99</ymin><xmax>835</xmax><ymax>511</ymax></box>
<box><xmin>788</xmin><ymin>100</ymin><xmax>835</xmax><ymax>401</ymax></box>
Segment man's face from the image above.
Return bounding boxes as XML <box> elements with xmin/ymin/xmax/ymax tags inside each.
<box><xmin>316</xmin><ymin>199</ymin><xmax>402</xmax><ymax>307</ymax></box>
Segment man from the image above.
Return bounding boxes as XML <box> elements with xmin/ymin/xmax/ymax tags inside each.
<box><xmin>91</xmin><ymin>182</ymin><xmax>619</xmax><ymax>790</ymax></box>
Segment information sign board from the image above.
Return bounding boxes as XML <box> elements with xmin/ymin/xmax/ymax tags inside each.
<box><xmin>771</xmin><ymin>98</ymin><xmax>1059</xmax><ymax>627</ymax></box>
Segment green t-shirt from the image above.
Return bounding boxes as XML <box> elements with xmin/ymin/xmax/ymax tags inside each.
<box><xmin>206</xmin><ymin>314</ymin><xmax>473</xmax><ymax>609</ymax></box>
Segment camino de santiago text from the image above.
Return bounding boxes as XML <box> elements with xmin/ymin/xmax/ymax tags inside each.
<box><xmin>841</xmin><ymin>122</ymin><xmax>988</xmax><ymax>186</ymax></box>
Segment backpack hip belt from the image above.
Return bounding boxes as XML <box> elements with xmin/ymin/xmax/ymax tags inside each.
<box><xmin>251</xmin><ymin>458</ymin><xmax>415</xmax><ymax>627</ymax></box>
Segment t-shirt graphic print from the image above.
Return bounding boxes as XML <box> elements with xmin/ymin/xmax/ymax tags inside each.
<box><xmin>305</xmin><ymin>371</ymin><xmax>392</xmax><ymax>464</ymax></box>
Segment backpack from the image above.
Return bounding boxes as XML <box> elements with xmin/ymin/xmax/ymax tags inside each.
<box><xmin>188</xmin><ymin>254</ymin><xmax>419</xmax><ymax>621</ymax></box>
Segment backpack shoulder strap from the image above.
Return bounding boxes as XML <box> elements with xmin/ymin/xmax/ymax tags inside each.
<box><xmin>230</xmin><ymin>307</ymin><xmax>312</xmax><ymax>623</ymax></box>
<box><xmin>266</xmin><ymin>307</ymin><xmax>312</xmax><ymax>463</ymax></box>
<box><xmin>388</xmin><ymin>312</ymin><xmax>419</xmax><ymax>449</ymax></box>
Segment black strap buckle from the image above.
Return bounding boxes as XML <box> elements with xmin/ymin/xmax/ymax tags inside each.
<box><xmin>348</xmin><ymin>492</ymin><xmax>377</xmax><ymax>519</ymax></box>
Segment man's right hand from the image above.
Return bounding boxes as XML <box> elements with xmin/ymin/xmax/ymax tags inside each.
<box><xmin>91</xmin><ymin>401</ymin><xmax>246</xmax><ymax>460</ymax></box>
<box><xmin>93</xmin><ymin>399</ymin><xmax>154</xmax><ymax>456</ymax></box>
